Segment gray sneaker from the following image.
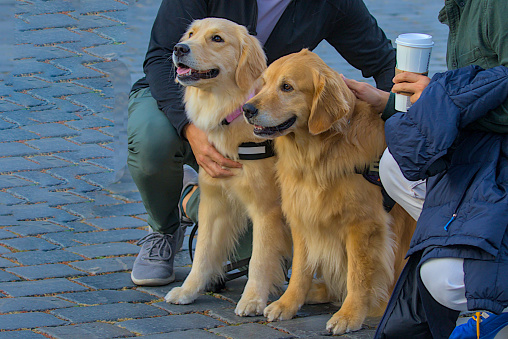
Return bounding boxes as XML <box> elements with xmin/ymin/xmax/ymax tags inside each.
<box><xmin>178</xmin><ymin>165</ymin><xmax>198</xmax><ymax>250</ymax></box>
<box><xmin>131</xmin><ymin>227</ymin><xmax>183</xmax><ymax>286</ymax></box>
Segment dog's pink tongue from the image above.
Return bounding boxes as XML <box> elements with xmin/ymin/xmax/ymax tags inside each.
<box><xmin>176</xmin><ymin>66</ymin><xmax>190</xmax><ymax>75</ymax></box>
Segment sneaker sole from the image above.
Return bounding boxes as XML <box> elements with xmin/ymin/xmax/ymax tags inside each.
<box><xmin>131</xmin><ymin>272</ymin><xmax>176</xmax><ymax>286</ymax></box>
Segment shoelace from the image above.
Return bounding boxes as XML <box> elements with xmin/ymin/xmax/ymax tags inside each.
<box><xmin>472</xmin><ymin>311</ymin><xmax>482</xmax><ymax>339</ymax></box>
<box><xmin>137</xmin><ymin>233</ymin><xmax>174</xmax><ymax>260</ymax></box>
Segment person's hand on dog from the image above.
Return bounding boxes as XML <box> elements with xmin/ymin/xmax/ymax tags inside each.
<box><xmin>342</xmin><ymin>76</ymin><xmax>390</xmax><ymax>113</ymax></box>
<box><xmin>184</xmin><ymin>123</ymin><xmax>242</xmax><ymax>178</ymax></box>
<box><xmin>392</xmin><ymin>72</ymin><xmax>430</xmax><ymax>104</ymax></box>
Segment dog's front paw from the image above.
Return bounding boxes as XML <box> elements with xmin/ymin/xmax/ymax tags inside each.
<box><xmin>263</xmin><ymin>300</ymin><xmax>299</xmax><ymax>322</ymax></box>
<box><xmin>165</xmin><ymin>286</ymin><xmax>197</xmax><ymax>305</ymax></box>
<box><xmin>235</xmin><ymin>296</ymin><xmax>266</xmax><ymax>316</ymax></box>
<box><xmin>325</xmin><ymin>310</ymin><xmax>364</xmax><ymax>335</ymax></box>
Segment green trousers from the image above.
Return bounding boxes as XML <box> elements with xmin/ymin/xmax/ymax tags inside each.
<box><xmin>127</xmin><ymin>88</ymin><xmax>252</xmax><ymax>259</ymax></box>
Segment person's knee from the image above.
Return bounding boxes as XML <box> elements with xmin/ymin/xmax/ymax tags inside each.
<box><xmin>420</xmin><ymin>258</ymin><xmax>467</xmax><ymax>312</ymax></box>
<box><xmin>128</xmin><ymin>119</ymin><xmax>183</xmax><ymax>176</ymax></box>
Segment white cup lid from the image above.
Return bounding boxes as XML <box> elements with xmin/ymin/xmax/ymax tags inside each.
<box><xmin>396</xmin><ymin>33</ymin><xmax>434</xmax><ymax>48</ymax></box>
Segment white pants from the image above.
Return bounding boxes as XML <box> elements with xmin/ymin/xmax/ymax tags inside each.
<box><xmin>380</xmin><ymin>149</ymin><xmax>468</xmax><ymax>311</ymax></box>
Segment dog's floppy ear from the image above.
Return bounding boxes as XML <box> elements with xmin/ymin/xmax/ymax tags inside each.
<box><xmin>308</xmin><ymin>69</ymin><xmax>356</xmax><ymax>135</ymax></box>
<box><xmin>235</xmin><ymin>33</ymin><xmax>267</xmax><ymax>91</ymax></box>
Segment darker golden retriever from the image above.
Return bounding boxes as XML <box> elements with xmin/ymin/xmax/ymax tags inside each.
<box><xmin>243</xmin><ymin>49</ymin><xmax>416</xmax><ymax>334</ymax></box>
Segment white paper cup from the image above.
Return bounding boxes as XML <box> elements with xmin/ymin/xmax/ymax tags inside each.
<box><xmin>395</xmin><ymin>33</ymin><xmax>434</xmax><ymax>112</ymax></box>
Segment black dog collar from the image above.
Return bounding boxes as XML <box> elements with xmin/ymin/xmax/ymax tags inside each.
<box><xmin>238</xmin><ymin>140</ymin><xmax>275</xmax><ymax>160</ymax></box>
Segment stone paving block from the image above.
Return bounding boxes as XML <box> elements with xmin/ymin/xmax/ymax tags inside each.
<box><xmin>0</xmin><ymin>258</ymin><xmax>18</xmax><ymax>268</ymax></box>
<box><xmin>40</xmin><ymin>231</ymin><xmax>84</xmax><ymax>247</ymax></box>
<box><xmin>87</xmin><ymin>156</ymin><xmax>114</xmax><ymax>171</ymax></box>
<box><xmin>18</xmin><ymin>13</ymin><xmax>77</xmax><ymax>31</ymax></box>
<box><xmin>4</xmin><ymin>220</ymin><xmax>66</xmax><ymax>236</ymax></box>
<box><xmin>0</xmin><ymin>229</ymin><xmax>17</xmax><ymax>239</ymax></box>
<box><xmin>95</xmin><ymin>25</ymin><xmax>126</xmax><ymax>43</ymax></box>
<box><xmin>29</xmin><ymin>155</ymin><xmax>73</xmax><ymax>170</ymax></box>
<box><xmin>38</xmin><ymin>322</ymin><xmax>135</xmax><ymax>339</ymax></box>
<box><xmin>0</xmin><ymin>157</ymin><xmax>42</xmax><ymax>173</ymax></box>
<box><xmin>80</xmin><ymin>171</ymin><xmax>115</xmax><ymax>187</ymax></box>
<box><xmin>6</xmin><ymin>263</ymin><xmax>86</xmax><ymax>280</ymax></box>
<box><xmin>0</xmin><ymin>296</ymin><xmax>74</xmax><ymax>313</ymax></box>
<box><xmin>85</xmin><ymin>202</ymin><xmax>147</xmax><ymax>219</ymax></box>
<box><xmin>0</xmin><ymin>175</ymin><xmax>31</xmax><ymax>189</ymax></box>
<box><xmin>54</xmin><ymin>144</ymin><xmax>113</xmax><ymax>162</ymax></box>
<box><xmin>76</xmin><ymin>29</ymin><xmax>112</xmax><ymax>46</ymax></box>
<box><xmin>65</xmin><ymin>229</ymin><xmax>146</xmax><ymax>245</ymax></box>
<box><xmin>0</xmin><ymin>236</ymin><xmax>60</xmax><ymax>251</ymax></box>
<box><xmin>69</xmin><ymin>256</ymin><xmax>135</xmax><ymax>275</ymax></box>
<box><xmin>268</xmin><ymin>314</ymin><xmax>336</xmax><ymax>337</ymax></box>
<box><xmin>210</xmin><ymin>322</ymin><xmax>294</xmax><ymax>339</ymax></box>
<box><xmin>3</xmin><ymin>249</ymin><xmax>84</xmax><ymax>266</ymax></box>
<box><xmin>23</xmin><ymin>123</ymin><xmax>80</xmax><ymax>138</ymax></box>
<box><xmin>65</xmin><ymin>115</ymin><xmax>113</xmax><ymax>129</ymax></box>
<box><xmin>12</xmin><ymin>60</ymin><xmax>67</xmax><ymax>79</ymax></box>
<box><xmin>0</xmin><ymin>278</ymin><xmax>89</xmax><ymax>297</ymax></box>
<box><xmin>49</xmin><ymin>97</ymin><xmax>84</xmax><ymax>112</ymax></box>
<box><xmin>58</xmin><ymin>289</ymin><xmax>157</xmax><ymax>305</ymax></box>
<box><xmin>0</xmin><ymin>143</ymin><xmax>40</xmax><ymax>157</ymax></box>
<box><xmin>73</xmin><ymin>77</ymin><xmax>112</xmax><ymax>93</ymax></box>
<box><xmin>117</xmin><ymin>314</ymin><xmax>223</xmax><ymax>335</ymax></box>
<box><xmin>12</xmin><ymin>171</ymin><xmax>65</xmax><ymax>187</ymax></box>
<box><xmin>60</xmin><ymin>221</ymin><xmax>97</xmax><ymax>232</ymax></box>
<box><xmin>0</xmin><ymin>312</ymin><xmax>67</xmax><ymax>330</ymax></box>
<box><xmin>47</xmin><ymin>162</ymin><xmax>104</xmax><ymax>179</ymax></box>
<box><xmin>0</xmin><ymin>191</ymin><xmax>23</xmax><ymax>205</ymax></box>
<box><xmin>51</xmin><ymin>302</ymin><xmax>167</xmax><ymax>323</ymax></box>
<box><xmin>17</xmin><ymin>28</ymin><xmax>80</xmax><ymax>46</ymax></box>
<box><xmin>0</xmin><ymin>245</ymin><xmax>11</xmax><ymax>254</ymax></box>
<box><xmin>66</xmin><ymin>242</ymin><xmax>140</xmax><ymax>258</ymax></box>
<box><xmin>26</xmin><ymin>110</ymin><xmax>80</xmax><ymax>123</ymax></box>
<box><xmin>84</xmin><ymin>44</ymin><xmax>122</xmax><ymax>61</ymax></box>
<box><xmin>79</xmin><ymin>0</ymin><xmax>128</xmax><ymax>14</ymax></box>
<box><xmin>74</xmin><ymin>271</ymin><xmax>134</xmax><ymax>289</ymax></box>
<box><xmin>25</xmin><ymin>138</ymin><xmax>81</xmax><ymax>153</ymax></box>
<box><xmin>136</xmin><ymin>330</ymin><xmax>218</xmax><ymax>339</ymax></box>
<box><xmin>76</xmin><ymin>15</ymin><xmax>119</xmax><ymax>30</ymax></box>
<box><xmin>67</xmin><ymin>92</ymin><xmax>111</xmax><ymax>113</ymax></box>
<box><xmin>0</xmin><ymin>129</ymin><xmax>40</xmax><ymax>143</ymax></box>
<box><xmin>87</xmin><ymin>216</ymin><xmax>146</xmax><ymax>229</ymax></box>
<box><xmin>8</xmin><ymin>203</ymin><xmax>79</xmax><ymax>222</ymax></box>
<box><xmin>0</xmin><ymin>118</ymin><xmax>15</xmax><ymax>130</ymax></box>
<box><xmin>86</xmin><ymin>192</ymin><xmax>125</xmax><ymax>206</ymax></box>
<box><xmin>71</xmin><ymin>129</ymin><xmax>113</xmax><ymax>144</ymax></box>
<box><xmin>7</xmin><ymin>186</ymin><xmax>89</xmax><ymax>206</ymax></box>
<box><xmin>0</xmin><ymin>270</ymin><xmax>20</xmax><ymax>282</ymax></box>
<box><xmin>8</xmin><ymin>75</ymin><xmax>51</xmax><ymax>91</ymax></box>
<box><xmin>99</xmin><ymin>11</ymin><xmax>127</xmax><ymax>24</ymax></box>
<box><xmin>1</xmin><ymin>111</ymin><xmax>40</xmax><ymax>126</ymax></box>
<box><xmin>208</xmin><ymin>307</ymin><xmax>266</xmax><ymax>325</ymax></box>
<box><xmin>153</xmin><ymin>294</ymin><xmax>235</xmax><ymax>315</ymax></box>
<box><xmin>0</xmin><ymin>100</ymin><xmax>23</xmax><ymax>112</ymax></box>
<box><xmin>0</xmin><ymin>331</ymin><xmax>47</xmax><ymax>339</ymax></box>
<box><xmin>26</xmin><ymin>0</ymin><xmax>76</xmax><ymax>14</ymax></box>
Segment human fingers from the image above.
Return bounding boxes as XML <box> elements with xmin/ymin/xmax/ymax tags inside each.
<box><xmin>393</xmin><ymin>71</ymin><xmax>427</xmax><ymax>84</ymax></box>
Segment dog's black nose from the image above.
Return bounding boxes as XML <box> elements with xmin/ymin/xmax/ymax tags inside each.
<box><xmin>173</xmin><ymin>43</ymin><xmax>190</xmax><ymax>57</ymax></box>
<box><xmin>243</xmin><ymin>103</ymin><xmax>258</xmax><ymax>119</ymax></box>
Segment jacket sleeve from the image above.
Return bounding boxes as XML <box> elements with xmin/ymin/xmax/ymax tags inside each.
<box><xmin>325</xmin><ymin>0</ymin><xmax>395</xmax><ymax>92</ymax></box>
<box><xmin>143</xmin><ymin>0</ymin><xmax>207</xmax><ymax>137</ymax></box>
<box><xmin>385</xmin><ymin>65</ymin><xmax>508</xmax><ymax>181</ymax></box>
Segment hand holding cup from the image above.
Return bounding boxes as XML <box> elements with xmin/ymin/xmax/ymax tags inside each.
<box><xmin>394</xmin><ymin>33</ymin><xmax>434</xmax><ymax>112</ymax></box>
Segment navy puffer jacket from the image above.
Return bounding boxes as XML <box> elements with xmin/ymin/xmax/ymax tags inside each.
<box><xmin>385</xmin><ymin>65</ymin><xmax>508</xmax><ymax>313</ymax></box>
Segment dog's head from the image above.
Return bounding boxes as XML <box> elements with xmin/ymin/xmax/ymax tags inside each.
<box><xmin>172</xmin><ymin>18</ymin><xmax>266</xmax><ymax>91</ymax></box>
<box><xmin>243</xmin><ymin>49</ymin><xmax>356</xmax><ymax>138</ymax></box>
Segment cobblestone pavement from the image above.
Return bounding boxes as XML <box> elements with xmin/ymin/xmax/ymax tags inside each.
<box><xmin>0</xmin><ymin>0</ymin><xmax>447</xmax><ymax>337</ymax></box>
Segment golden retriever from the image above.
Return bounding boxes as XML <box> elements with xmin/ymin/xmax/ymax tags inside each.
<box><xmin>243</xmin><ymin>49</ymin><xmax>416</xmax><ymax>334</ymax></box>
<box><xmin>164</xmin><ymin>18</ymin><xmax>292</xmax><ymax>317</ymax></box>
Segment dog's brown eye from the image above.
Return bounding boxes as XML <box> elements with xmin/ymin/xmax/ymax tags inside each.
<box><xmin>281</xmin><ymin>83</ymin><xmax>293</xmax><ymax>92</ymax></box>
<box><xmin>212</xmin><ymin>35</ymin><xmax>224</xmax><ymax>43</ymax></box>
<box><xmin>188</xmin><ymin>32</ymin><xmax>193</xmax><ymax>38</ymax></box>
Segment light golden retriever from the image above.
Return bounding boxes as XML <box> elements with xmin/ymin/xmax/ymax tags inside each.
<box><xmin>164</xmin><ymin>18</ymin><xmax>292</xmax><ymax>317</ymax></box>
<box><xmin>243</xmin><ymin>49</ymin><xmax>416</xmax><ymax>334</ymax></box>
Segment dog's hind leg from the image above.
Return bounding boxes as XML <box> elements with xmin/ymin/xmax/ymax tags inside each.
<box><xmin>235</xmin><ymin>205</ymin><xmax>291</xmax><ymax>316</ymax></box>
<box><xmin>165</xmin><ymin>182</ymin><xmax>245</xmax><ymax>305</ymax></box>
<box><xmin>305</xmin><ymin>278</ymin><xmax>333</xmax><ymax>304</ymax></box>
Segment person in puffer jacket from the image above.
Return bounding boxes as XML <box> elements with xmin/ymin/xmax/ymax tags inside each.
<box><xmin>343</xmin><ymin>0</ymin><xmax>508</xmax><ymax>337</ymax></box>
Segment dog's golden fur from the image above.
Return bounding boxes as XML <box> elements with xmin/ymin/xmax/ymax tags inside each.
<box><xmin>164</xmin><ymin>18</ymin><xmax>291</xmax><ymax>317</ymax></box>
<box><xmin>244</xmin><ymin>49</ymin><xmax>416</xmax><ymax>334</ymax></box>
